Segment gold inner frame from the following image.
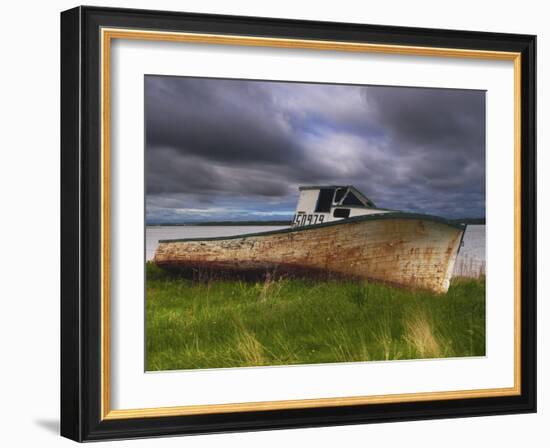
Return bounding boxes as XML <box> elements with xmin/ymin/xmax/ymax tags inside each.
<box><xmin>100</xmin><ymin>27</ymin><xmax>522</xmax><ymax>420</ymax></box>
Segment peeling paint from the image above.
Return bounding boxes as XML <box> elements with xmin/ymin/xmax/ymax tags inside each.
<box><xmin>154</xmin><ymin>217</ymin><xmax>464</xmax><ymax>294</ymax></box>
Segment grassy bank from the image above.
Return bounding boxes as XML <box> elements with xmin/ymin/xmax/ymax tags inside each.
<box><xmin>146</xmin><ymin>263</ymin><xmax>485</xmax><ymax>371</ymax></box>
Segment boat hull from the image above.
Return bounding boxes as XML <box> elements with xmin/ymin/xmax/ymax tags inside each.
<box><xmin>153</xmin><ymin>214</ymin><xmax>465</xmax><ymax>293</ymax></box>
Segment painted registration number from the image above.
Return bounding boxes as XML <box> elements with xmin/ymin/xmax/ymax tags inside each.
<box><xmin>292</xmin><ymin>213</ymin><xmax>325</xmax><ymax>227</ymax></box>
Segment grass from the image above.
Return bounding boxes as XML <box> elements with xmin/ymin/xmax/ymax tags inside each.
<box><xmin>145</xmin><ymin>262</ymin><xmax>485</xmax><ymax>371</ymax></box>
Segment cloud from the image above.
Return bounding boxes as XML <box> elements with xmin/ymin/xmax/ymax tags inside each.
<box><xmin>145</xmin><ymin>76</ymin><xmax>485</xmax><ymax>223</ymax></box>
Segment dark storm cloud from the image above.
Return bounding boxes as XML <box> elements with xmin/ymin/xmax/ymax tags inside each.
<box><xmin>368</xmin><ymin>87</ymin><xmax>485</xmax><ymax>149</ymax></box>
<box><xmin>146</xmin><ymin>77</ymin><xmax>305</xmax><ymax>165</ymax></box>
<box><xmin>145</xmin><ymin>76</ymin><xmax>485</xmax><ymax>223</ymax></box>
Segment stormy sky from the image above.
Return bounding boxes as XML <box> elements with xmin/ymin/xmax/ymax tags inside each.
<box><xmin>145</xmin><ymin>75</ymin><xmax>485</xmax><ymax>224</ymax></box>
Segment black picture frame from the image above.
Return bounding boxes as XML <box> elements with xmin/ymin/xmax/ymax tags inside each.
<box><xmin>61</xmin><ymin>5</ymin><xmax>536</xmax><ymax>442</ymax></box>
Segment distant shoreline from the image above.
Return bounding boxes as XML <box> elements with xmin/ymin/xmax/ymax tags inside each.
<box><xmin>146</xmin><ymin>217</ymin><xmax>485</xmax><ymax>227</ymax></box>
<box><xmin>146</xmin><ymin>220</ymin><xmax>292</xmax><ymax>227</ymax></box>
<box><xmin>451</xmin><ymin>218</ymin><xmax>486</xmax><ymax>225</ymax></box>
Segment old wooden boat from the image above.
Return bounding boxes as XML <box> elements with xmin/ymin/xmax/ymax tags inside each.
<box><xmin>154</xmin><ymin>186</ymin><xmax>465</xmax><ymax>293</ymax></box>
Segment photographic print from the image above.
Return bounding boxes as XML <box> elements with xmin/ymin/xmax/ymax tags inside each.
<box><xmin>145</xmin><ymin>75</ymin><xmax>486</xmax><ymax>371</ymax></box>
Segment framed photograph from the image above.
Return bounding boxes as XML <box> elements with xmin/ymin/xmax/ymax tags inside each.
<box><xmin>60</xmin><ymin>6</ymin><xmax>536</xmax><ymax>441</ymax></box>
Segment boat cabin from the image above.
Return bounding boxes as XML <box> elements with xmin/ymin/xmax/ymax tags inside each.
<box><xmin>292</xmin><ymin>185</ymin><xmax>389</xmax><ymax>228</ymax></box>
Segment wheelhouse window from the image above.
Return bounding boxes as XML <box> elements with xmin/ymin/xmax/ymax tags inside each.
<box><xmin>315</xmin><ymin>188</ymin><xmax>335</xmax><ymax>213</ymax></box>
<box><xmin>333</xmin><ymin>208</ymin><xmax>350</xmax><ymax>218</ymax></box>
<box><xmin>333</xmin><ymin>187</ymin><xmax>347</xmax><ymax>204</ymax></box>
<box><xmin>342</xmin><ymin>191</ymin><xmax>364</xmax><ymax>206</ymax></box>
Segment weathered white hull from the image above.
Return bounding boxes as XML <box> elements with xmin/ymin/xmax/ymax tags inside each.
<box><xmin>154</xmin><ymin>214</ymin><xmax>465</xmax><ymax>293</ymax></box>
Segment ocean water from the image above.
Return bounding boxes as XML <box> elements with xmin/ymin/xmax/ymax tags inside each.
<box><xmin>146</xmin><ymin>224</ymin><xmax>486</xmax><ymax>278</ymax></box>
<box><xmin>453</xmin><ymin>224</ymin><xmax>485</xmax><ymax>277</ymax></box>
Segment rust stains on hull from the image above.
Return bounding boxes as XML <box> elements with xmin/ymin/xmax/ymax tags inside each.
<box><xmin>154</xmin><ymin>216</ymin><xmax>464</xmax><ymax>294</ymax></box>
